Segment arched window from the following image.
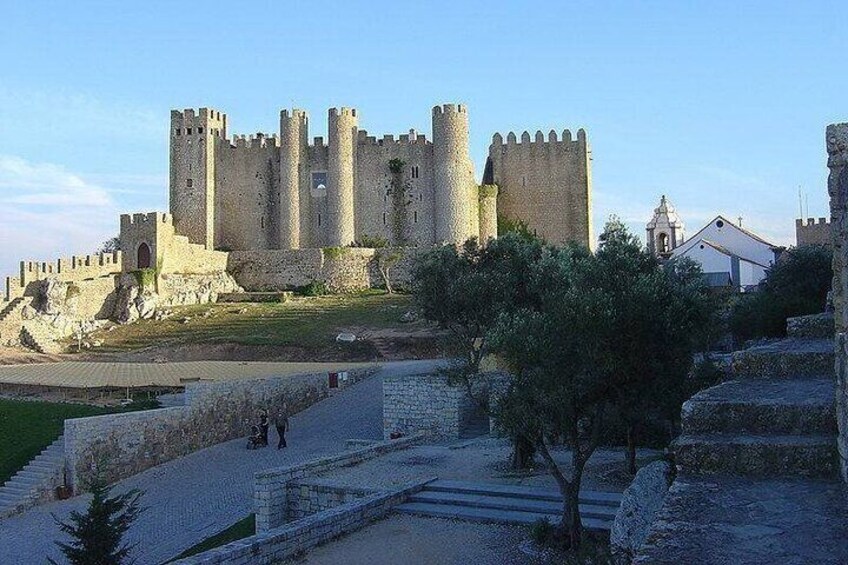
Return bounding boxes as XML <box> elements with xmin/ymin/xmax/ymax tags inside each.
<box><xmin>137</xmin><ymin>243</ymin><xmax>152</xmax><ymax>269</ymax></box>
<box><xmin>658</xmin><ymin>233</ymin><xmax>669</xmax><ymax>253</ymax></box>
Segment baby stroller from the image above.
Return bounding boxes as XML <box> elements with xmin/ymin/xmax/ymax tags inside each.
<box><xmin>247</xmin><ymin>424</ymin><xmax>265</xmax><ymax>450</ymax></box>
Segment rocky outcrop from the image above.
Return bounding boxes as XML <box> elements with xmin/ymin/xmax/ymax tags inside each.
<box><xmin>610</xmin><ymin>460</ymin><xmax>673</xmax><ymax>563</ymax></box>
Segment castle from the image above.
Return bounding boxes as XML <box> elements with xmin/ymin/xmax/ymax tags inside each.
<box><xmin>163</xmin><ymin>104</ymin><xmax>593</xmax><ymax>256</ymax></box>
<box><xmin>1</xmin><ymin>102</ymin><xmax>593</xmax><ymax>351</ymax></box>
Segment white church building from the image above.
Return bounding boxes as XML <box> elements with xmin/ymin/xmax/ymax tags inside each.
<box><xmin>646</xmin><ymin>195</ymin><xmax>783</xmax><ymax>291</ymax></box>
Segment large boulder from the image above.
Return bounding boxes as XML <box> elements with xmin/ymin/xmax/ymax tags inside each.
<box><xmin>38</xmin><ymin>277</ymin><xmax>67</xmax><ymax>315</ymax></box>
<box><xmin>135</xmin><ymin>292</ymin><xmax>157</xmax><ymax>320</ymax></box>
<box><xmin>113</xmin><ymin>284</ymin><xmax>140</xmax><ymax>324</ymax></box>
<box><xmin>610</xmin><ymin>460</ymin><xmax>674</xmax><ymax>563</ymax></box>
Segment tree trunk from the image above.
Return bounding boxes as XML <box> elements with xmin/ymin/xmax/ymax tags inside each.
<box><xmin>626</xmin><ymin>423</ymin><xmax>637</xmax><ymax>475</ymax></box>
<box><xmin>511</xmin><ymin>435</ymin><xmax>536</xmax><ymax>469</ymax></box>
<box><xmin>561</xmin><ymin>481</ymin><xmax>583</xmax><ymax>550</ymax></box>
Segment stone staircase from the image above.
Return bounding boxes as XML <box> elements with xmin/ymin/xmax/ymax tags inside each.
<box><xmin>0</xmin><ymin>297</ymin><xmax>27</xmax><ymax>345</ymax></box>
<box><xmin>394</xmin><ymin>479</ymin><xmax>621</xmax><ymax>531</ymax></box>
<box><xmin>675</xmin><ymin>319</ymin><xmax>838</xmax><ymax>478</ymax></box>
<box><xmin>0</xmin><ymin>297</ymin><xmax>25</xmax><ymax>322</ymax></box>
<box><xmin>0</xmin><ymin>435</ymin><xmax>66</xmax><ymax>518</ymax></box>
<box><xmin>20</xmin><ymin>321</ymin><xmax>63</xmax><ymax>354</ymax></box>
<box><xmin>634</xmin><ymin>314</ymin><xmax>847</xmax><ymax>563</ymax></box>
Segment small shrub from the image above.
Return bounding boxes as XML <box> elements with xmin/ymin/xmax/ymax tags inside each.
<box><xmin>296</xmin><ymin>280</ymin><xmax>328</xmax><ymax>297</ymax></box>
<box><xmin>322</xmin><ymin>247</ymin><xmax>348</xmax><ymax>260</ymax></box>
<box><xmin>388</xmin><ymin>158</ymin><xmax>405</xmax><ymax>174</ymax></box>
<box><xmin>132</xmin><ymin>268</ymin><xmax>157</xmax><ymax>290</ymax></box>
<box><xmin>65</xmin><ymin>283</ymin><xmax>82</xmax><ymax>301</ymax></box>
<box><xmin>478</xmin><ymin>184</ymin><xmax>499</xmax><ymax>199</ymax></box>
<box><xmin>529</xmin><ymin>517</ymin><xmax>554</xmax><ymax>546</ymax></box>
<box><xmin>354</xmin><ymin>234</ymin><xmax>389</xmax><ymax>249</ymax></box>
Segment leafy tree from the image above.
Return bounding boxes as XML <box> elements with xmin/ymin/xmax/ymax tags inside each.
<box><xmin>412</xmin><ymin>233</ymin><xmax>546</xmax><ymax>467</ymax></box>
<box><xmin>594</xmin><ymin>221</ymin><xmax>716</xmax><ymax>474</ymax></box>
<box><xmin>99</xmin><ymin>237</ymin><xmax>121</xmax><ymax>254</ymax></box>
<box><xmin>50</xmin><ymin>481</ymin><xmax>144</xmax><ymax>565</ymax></box>
<box><xmin>730</xmin><ymin>244</ymin><xmax>832</xmax><ymax>341</ymax></box>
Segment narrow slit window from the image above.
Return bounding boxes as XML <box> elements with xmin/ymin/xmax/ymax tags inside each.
<box><xmin>414</xmin><ymin>211</ymin><xmax>418</xmax><ymax>223</ymax></box>
<box><xmin>186</xmin><ymin>178</ymin><xmax>193</xmax><ymax>188</ymax></box>
<box><xmin>317</xmin><ymin>213</ymin><xmax>322</xmax><ymax>227</ymax></box>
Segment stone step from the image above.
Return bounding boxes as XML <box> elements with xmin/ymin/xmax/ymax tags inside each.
<box><xmin>731</xmin><ymin>338</ymin><xmax>834</xmax><ymax>379</ymax></box>
<box><xmin>681</xmin><ymin>379</ymin><xmax>837</xmax><ymax>435</ymax></box>
<box><xmin>407</xmin><ymin>491</ymin><xmax>616</xmax><ymax>521</ymax></box>
<box><xmin>395</xmin><ymin>501</ymin><xmax>613</xmax><ymax>531</ymax></box>
<box><xmin>786</xmin><ymin>313</ymin><xmax>834</xmax><ymax>339</ymax></box>
<box><xmin>424</xmin><ymin>479</ymin><xmax>622</xmax><ymax>507</ymax></box>
<box><xmin>674</xmin><ymin>433</ymin><xmax>838</xmax><ymax>478</ymax></box>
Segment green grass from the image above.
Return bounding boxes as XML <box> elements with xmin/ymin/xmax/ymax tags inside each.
<box><xmin>170</xmin><ymin>514</ymin><xmax>255</xmax><ymax>561</ymax></box>
<box><xmin>0</xmin><ymin>398</ymin><xmax>160</xmax><ymax>484</ymax></box>
<box><xmin>89</xmin><ymin>292</ymin><xmax>416</xmax><ymax>352</ymax></box>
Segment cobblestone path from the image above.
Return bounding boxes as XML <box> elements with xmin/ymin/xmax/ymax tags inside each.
<box><xmin>0</xmin><ymin>360</ymin><xmax>441</xmax><ymax>565</ymax></box>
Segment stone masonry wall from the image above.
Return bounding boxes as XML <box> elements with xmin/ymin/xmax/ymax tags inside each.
<box><xmin>175</xmin><ymin>479</ymin><xmax>431</xmax><ymax>565</ymax></box>
<box><xmin>827</xmin><ymin>122</ymin><xmax>848</xmax><ymax>482</ymax></box>
<box><xmin>383</xmin><ymin>372</ymin><xmax>481</xmax><ymax>441</ymax></box>
<box><xmin>254</xmin><ymin>433</ymin><xmax>425</xmax><ymax>531</ymax></box>
<box><xmin>489</xmin><ymin>128</ymin><xmax>593</xmax><ymax>249</ymax></box>
<box><xmin>64</xmin><ymin>368</ymin><xmax>373</xmax><ymax>491</ymax></box>
<box><xmin>285</xmin><ymin>480</ymin><xmax>374</xmax><ymax>521</ymax></box>
<box><xmin>228</xmin><ymin>247</ymin><xmax>419</xmax><ymax>293</ymax></box>
<box><xmin>796</xmin><ymin>217</ymin><xmax>832</xmax><ymax>247</ymax></box>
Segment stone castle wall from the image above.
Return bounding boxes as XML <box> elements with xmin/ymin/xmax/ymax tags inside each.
<box><xmin>227</xmin><ymin>247</ymin><xmax>419</xmax><ymax>293</ymax></box>
<box><xmin>169</xmin><ymin>105</ymin><xmax>500</xmax><ymax>253</ymax></box>
<box><xmin>827</xmin><ymin>122</ymin><xmax>848</xmax><ymax>483</ymax></box>
<box><xmin>64</xmin><ymin>367</ymin><xmax>373</xmax><ymax>491</ymax></box>
<box><xmin>488</xmin><ymin>128</ymin><xmax>593</xmax><ymax>249</ymax></box>
<box><xmin>796</xmin><ymin>217</ymin><xmax>832</xmax><ymax>247</ymax></box>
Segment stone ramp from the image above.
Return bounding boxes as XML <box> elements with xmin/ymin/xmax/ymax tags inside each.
<box><xmin>0</xmin><ymin>436</ymin><xmax>65</xmax><ymax>519</ymax></box>
<box><xmin>394</xmin><ymin>479</ymin><xmax>620</xmax><ymax>531</ymax></box>
<box><xmin>633</xmin><ymin>475</ymin><xmax>848</xmax><ymax>565</ymax></box>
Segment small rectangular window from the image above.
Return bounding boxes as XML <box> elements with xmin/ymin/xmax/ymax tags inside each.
<box><xmin>187</xmin><ymin>128</ymin><xmax>192</xmax><ymax>135</ymax></box>
<box><xmin>186</xmin><ymin>179</ymin><xmax>193</xmax><ymax>188</ymax></box>
<box><xmin>198</xmin><ymin>127</ymin><xmax>204</xmax><ymax>134</ymax></box>
<box><xmin>175</xmin><ymin>128</ymin><xmax>181</xmax><ymax>136</ymax></box>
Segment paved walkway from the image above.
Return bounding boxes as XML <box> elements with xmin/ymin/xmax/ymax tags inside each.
<box><xmin>0</xmin><ymin>360</ymin><xmax>376</xmax><ymax>389</ymax></box>
<box><xmin>0</xmin><ymin>359</ymin><xmax>441</xmax><ymax>565</ymax></box>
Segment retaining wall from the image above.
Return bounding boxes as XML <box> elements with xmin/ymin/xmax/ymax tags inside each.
<box><xmin>286</xmin><ymin>479</ymin><xmax>375</xmax><ymax>521</ymax></box>
<box><xmin>64</xmin><ymin>368</ymin><xmax>373</xmax><ymax>491</ymax></box>
<box><xmin>254</xmin><ymin>433</ymin><xmax>425</xmax><ymax>531</ymax></box>
<box><xmin>174</xmin><ymin>480</ymin><xmax>432</xmax><ymax>565</ymax></box>
<box><xmin>382</xmin><ymin>372</ymin><xmax>483</xmax><ymax>441</ymax></box>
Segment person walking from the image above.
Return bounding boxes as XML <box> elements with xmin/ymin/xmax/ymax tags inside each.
<box><xmin>275</xmin><ymin>409</ymin><xmax>289</xmax><ymax>449</ymax></box>
<box><xmin>258</xmin><ymin>408</ymin><xmax>270</xmax><ymax>447</ymax></box>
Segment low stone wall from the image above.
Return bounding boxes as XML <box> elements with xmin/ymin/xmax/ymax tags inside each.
<box><xmin>227</xmin><ymin>247</ymin><xmax>420</xmax><ymax>293</ymax></box>
<box><xmin>64</xmin><ymin>368</ymin><xmax>373</xmax><ymax>491</ymax></box>
<box><xmin>254</xmin><ymin>433</ymin><xmax>425</xmax><ymax>531</ymax></box>
<box><xmin>174</xmin><ymin>479</ymin><xmax>432</xmax><ymax>565</ymax></box>
<box><xmin>383</xmin><ymin>372</ymin><xmax>482</xmax><ymax>441</ymax></box>
<box><xmin>286</xmin><ymin>479</ymin><xmax>375</xmax><ymax>521</ymax></box>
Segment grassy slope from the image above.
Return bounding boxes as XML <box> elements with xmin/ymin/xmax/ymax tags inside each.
<box><xmin>89</xmin><ymin>292</ymin><xmax>415</xmax><ymax>352</ymax></box>
<box><xmin>170</xmin><ymin>514</ymin><xmax>255</xmax><ymax>561</ymax></box>
<box><xmin>0</xmin><ymin>400</ymin><xmax>110</xmax><ymax>484</ymax></box>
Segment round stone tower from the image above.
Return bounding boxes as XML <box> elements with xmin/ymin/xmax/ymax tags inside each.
<box><xmin>432</xmin><ymin>104</ymin><xmax>474</xmax><ymax>244</ymax></box>
<box><xmin>279</xmin><ymin>109</ymin><xmax>308</xmax><ymax>249</ymax></box>
<box><xmin>327</xmin><ymin>107</ymin><xmax>358</xmax><ymax>247</ymax></box>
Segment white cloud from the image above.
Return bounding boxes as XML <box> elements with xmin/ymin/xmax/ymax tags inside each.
<box><xmin>0</xmin><ymin>155</ymin><xmax>123</xmax><ymax>278</ymax></box>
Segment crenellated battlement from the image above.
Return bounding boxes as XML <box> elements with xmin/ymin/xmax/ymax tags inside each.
<box><xmin>796</xmin><ymin>217</ymin><xmax>830</xmax><ymax>227</ymax></box>
<box><xmin>280</xmin><ymin>108</ymin><xmax>308</xmax><ymax>123</ymax></box>
<box><xmin>13</xmin><ymin>250</ymin><xmax>123</xmax><ymax>291</ymax></box>
<box><xmin>492</xmin><ymin>128</ymin><xmax>586</xmax><ymax>150</ymax></box>
<box><xmin>121</xmin><ymin>212</ymin><xmax>173</xmax><ymax>229</ymax></box>
<box><xmin>329</xmin><ymin>107</ymin><xmax>357</xmax><ymax>118</ymax></box>
<box><xmin>228</xmin><ymin>133</ymin><xmax>280</xmax><ymax>149</ymax></box>
<box><xmin>433</xmin><ymin>104</ymin><xmax>467</xmax><ymax>115</ymax></box>
<box><xmin>356</xmin><ymin>129</ymin><xmax>429</xmax><ymax>147</ymax></box>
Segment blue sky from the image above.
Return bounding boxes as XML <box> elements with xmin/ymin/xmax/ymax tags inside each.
<box><xmin>0</xmin><ymin>1</ymin><xmax>844</xmax><ymax>275</ymax></box>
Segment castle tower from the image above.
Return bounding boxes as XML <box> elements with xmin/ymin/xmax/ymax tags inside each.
<box><xmin>646</xmin><ymin>195</ymin><xmax>685</xmax><ymax>257</ymax></box>
<box><xmin>169</xmin><ymin>108</ymin><xmax>226</xmax><ymax>249</ymax></box>
<box><xmin>327</xmin><ymin>108</ymin><xmax>358</xmax><ymax>247</ymax></box>
<box><xmin>279</xmin><ymin>109</ymin><xmax>308</xmax><ymax>249</ymax></box>
<box><xmin>432</xmin><ymin>104</ymin><xmax>474</xmax><ymax>244</ymax></box>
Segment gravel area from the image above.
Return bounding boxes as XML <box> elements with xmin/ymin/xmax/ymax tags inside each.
<box><xmin>311</xmin><ymin>438</ymin><xmax>662</xmax><ymax>494</ymax></box>
<box><xmin>282</xmin><ymin>514</ymin><xmax>535</xmax><ymax>565</ymax></box>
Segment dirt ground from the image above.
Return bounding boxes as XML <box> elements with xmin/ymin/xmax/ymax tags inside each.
<box><xmin>0</xmin><ymin>346</ymin><xmax>66</xmax><ymax>366</ymax></box>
